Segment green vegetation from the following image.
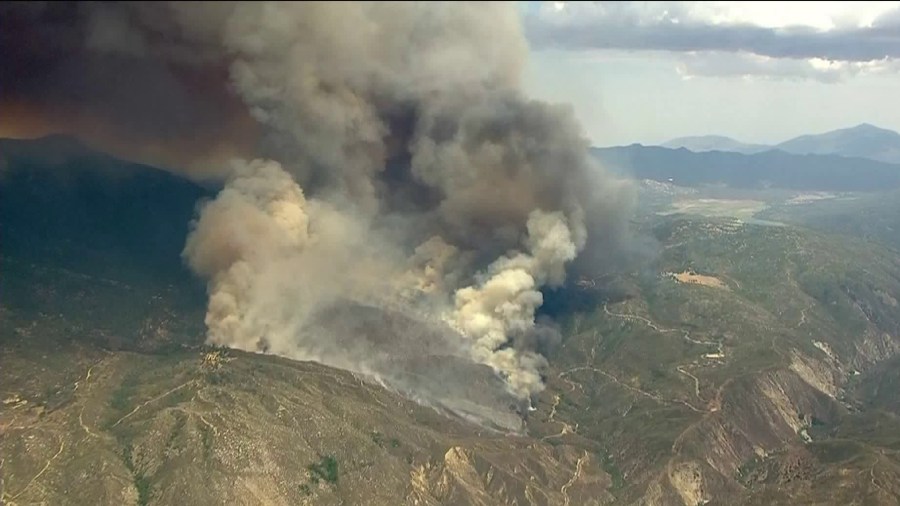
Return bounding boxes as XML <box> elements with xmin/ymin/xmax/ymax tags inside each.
<box><xmin>199</xmin><ymin>422</ymin><xmax>214</xmax><ymax>457</ymax></box>
<box><xmin>204</xmin><ymin>370</ymin><xmax>226</xmax><ymax>385</ymax></box>
<box><xmin>109</xmin><ymin>371</ymin><xmax>141</xmax><ymax>413</ymax></box>
<box><xmin>759</xmin><ymin>189</ymin><xmax>900</xmax><ymax>251</ymax></box>
<box><xmin>122</xmin><ymin>444</ymin><xmax>152</xmax><ymax>506</ymax></box>
<box><xmin>165</xmin><ymin>412</ymin><xmax>188</xmax><ymax>452</ymax></box>
<box><xmin>308</xmin><ymin>455</ymin><xmax>339</xmax><ymax>485</ymax></box>
<box><xmin>736</xmin><ymin>455</ymin><xmax>767</xmax><ymax>486</ymax></box>
<box><xmin>135</xmin><ymin>474</ymin><xmax>152</xmax><ymax>506</ymax></box>
<box><xmin>6</xmin><ymin>169</ymin><xmax>900</xmax><ymax>505</ymax></box>
<box><xmin>597</xmin><ymin>451</ymin><xmax>626</xmax><ymax>493</ymax></box>
<box><xmin>370</xmin><ymin>431</ymin><xmax>400</xmax><ymax>449</ymax></box>
<box><xmin>298</xmin><ymin>454</ymin><xmax>340</xmax><ymax>495</ymax></box>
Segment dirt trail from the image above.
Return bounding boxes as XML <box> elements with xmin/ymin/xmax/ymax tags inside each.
<box><xmin>78</xmin><ymin>406</ymin><xmax>101</xmax><ymax>439</ymax></box>
<box><xmin>112</xmin><ymin>380</ymin><xmax>196</xmax><ymax>428</ymax></box>
<box><xmin>560</xmin><ymin>452</ymin><xmax>588</xmax><ymax>506</ymax></box>
<box><xmin>797</xmin><ymin>307</ymin><xmax>809</xmax><ymax>328</ymax></box>
<box><xmin>868</xmin><ymin>453</ymin><xmax>890</xmax><ymax>498</ymax></box>
<box><xmin>677</xmin><ymin>366</ymin><xmax>702</xmax><ymax>400</ymax></box>
<box><xmin>603</xmin><ymin>304</ymin><xmax>722</xmax><ymax>355</ymax></box>
<box><xmin>8</xmin><ymin>436</ymin><xmax>65</xmax><ymax>501</ymax></box>
<box><xmin>548</xmin><ymin>394</ymin><xmax>561</xmax><ymax>421</ymax></box>
<box><xmin>73</xmin><ymin>360</ymin><xmax>106</xmax><ymax>439</ymax></box>
<box><xmin>601</xmin><ymin>303</ymin><xmax>724</xmax><ymax>406</ymax></box>
<box><xmin>542</xmin><ymin>394</ymin><xmax>577</xmax><ymax>441</ymax></box>
<box><xmin>560</xmin><ymin>366</ymin><xmax>707</xmax><ymax>414</ymax></box>
<box><xmin>72</xmin><ymin>363</ymin><xmax>97</xmax><ymax>392</ymax></box>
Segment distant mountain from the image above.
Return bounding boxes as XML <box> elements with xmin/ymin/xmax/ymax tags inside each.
<box><xmin>592</xmin><ymin>144</ymin><xmax>900</xmax><ymax>191</ymax></box>
<box><xmin>776</xmin><ymin>123</ymin><xmax>900</xmax><ymax>164</ymax></box>
<box><xmin>661</xmin><ymin>135</ymin><xmax>770</xmax><ymax>154</ymax></box>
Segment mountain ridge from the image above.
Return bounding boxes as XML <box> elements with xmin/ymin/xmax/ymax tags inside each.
<box><xmin>592</xmin><ymin>143</ymin><xmax>900</xmax><ymax>191</ymax></box>
<box><xmin>661</xmin><ymin>135</ymin><xmax>769</xmax><ymax>154</ymax></box>
<box><xmin>776</xmin><ymin>123</ymin><xmax>900</xmax><ymax>164</ymax></box>
<box><xmin>657</xmin><ymin>123</ymin><xmax>900</xmax><ymax>164</ymax></box>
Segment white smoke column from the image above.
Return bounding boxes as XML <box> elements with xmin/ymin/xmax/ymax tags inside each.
<box><xmin>452</xmin><ymin>209</ymin><xmax>582</xmax><ymax>399</ymax></box>
<box><xmin>184</xmin><ymin>157</ymin><xmax>421</xmax><ymax>374</ymax></box>
<box><xmin>183</xmin><ymin>159</ymin><xmax>311</xmax><ymax>350</ymax></box>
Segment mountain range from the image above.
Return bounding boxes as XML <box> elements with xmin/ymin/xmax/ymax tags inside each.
<box><xmin>592</xmin><ymin>145</ymin><xmax>900</xmax><ymax>192</ymax></box>
<box><xmin>661</xmin><ymin>135</ymin><xmax>770</xmax><ymax>155</ymax></box>
<box><xmin>661</xmin><ymin>123</ymin><xmax>900</xmax><ymax>164</ymax></box>
<box><xmin>593</xmin><ymin>124</ymin><xmax>900</xmax><ymax>191</ymax></box>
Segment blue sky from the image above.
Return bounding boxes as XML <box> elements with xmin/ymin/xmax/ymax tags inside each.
<box><xmin>520</xmin><ymin>1</ymin><xmax>900</xmax><ymax>146</ymax></box>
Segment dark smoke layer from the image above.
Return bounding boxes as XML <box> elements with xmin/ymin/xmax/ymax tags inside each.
<box><xmin>2</xmin><ymin>2</ymin><xmax>635</xmax><ymax>423</ymax></box>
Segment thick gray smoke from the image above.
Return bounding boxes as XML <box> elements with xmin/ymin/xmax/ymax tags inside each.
<box><xmin>173</xmin><ymin>2</ymin><xmax>635</xmax><ymax>406</ymax></box>
<box><xmin>9</xmin><ymin>2</ymin><xmax>635</xmax><ymax>424</ymax></box>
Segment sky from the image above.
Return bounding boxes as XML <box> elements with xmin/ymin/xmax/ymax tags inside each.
<box><xmin>520</xmin><ymin>1</ymin><xmax>900</xmax><ymax>146</ymax></box>
<box><xmin>4</xmin><ymin>2</ymin><xmax>900</xmax><ymax>153</ymax></box>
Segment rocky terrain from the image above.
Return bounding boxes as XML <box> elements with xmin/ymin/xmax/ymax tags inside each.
<box><xmin>533</xmin><ymin>216</ymin><xmax>900</xmax><ymax>504</ymax></box>
<box><xmin>2</xmin><ymin>138</ymin><xmax>900</xmax><ymax>504</ymax></box>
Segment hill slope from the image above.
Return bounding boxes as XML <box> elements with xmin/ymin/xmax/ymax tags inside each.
<box><xmin>0</xmin><ymin>138</ymin><xmax>604</xmax><ymax>505</ymax></box>
<box><xmin>533</xmin><ymin>215</ymin><xmax>900</xmax><ymax>504</ymax></box>
<box><xmin>3</xmin><ymin>138</ymin><xmax>900</xmax><ymax>505</ymax></box>
<box><xmin>1</xmin><ymin>330</ymin><xmax>604</xmax><ymax>505</ymax></box>
<box><xmin>757</xmin><ymin>190</ymin><xmax>900</xmax><ymax>252</ymax></box>
<box><xmin>0</xmin><ymin>135</ymin><xmax>214</xmax><ymax>284</ymax></box>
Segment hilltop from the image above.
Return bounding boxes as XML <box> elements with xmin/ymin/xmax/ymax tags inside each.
<box><xmin>661</xmin><ymin>135</ymin><xmax>769</xmax><ymax>154</ymax></box>
<box><xmin>776</xmin><ymin>123</ymin><xmax>900</xmax><ymax>164</ymax></box>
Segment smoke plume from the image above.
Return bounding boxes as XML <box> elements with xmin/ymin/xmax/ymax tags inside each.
<box><xmin>2</xmin><ymin>2</ymin><xmax>635</xmax><ymax>425</ymax></box>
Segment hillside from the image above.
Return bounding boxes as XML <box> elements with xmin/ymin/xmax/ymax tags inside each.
<box><xmin>0</xmin><ymin>139</ymin><xmax>599</xmax><ymax>505</ymax></box>
<box><xmin>534</xmin><ymin>215</ymin><xmax>900</xmax><ymax>504</ymax></box>
<box><xmin>1</xmin><ymin>312</ymin><xmax>601</xmax><ymax>505</ymax></box>
<box><xmin>777</xmin><ymin>123</ymin><xmax>900</xmax><ymax>165</ymax></box>
<box><xmin>661</xmin><ymin>135</ymin><xmax>769</xmax><ymax>154</ymax></box>
<box><xmin>0</xmin><ymin>135</ymin><xmax>215</xmax><ymax>285</ymax></box>
<box><xmin>592</xmin><ymin>144</ymin><xmax>900</xmax><ymax>191</ymax></box>
<box><xmin>3</xmin><ymin>139</ymin><xmax>900</xmax><ymax>504</ymax></box>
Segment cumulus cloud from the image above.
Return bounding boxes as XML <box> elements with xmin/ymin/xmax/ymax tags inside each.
<box><xmin>674</xmin><ymin>52</ymin><xmax>898</xmax><ymax>83</ymax></box>
<box><xmin>524</xmin><ymin>1</ymin><xmax>900</xmax><ymax>82</ymax></box>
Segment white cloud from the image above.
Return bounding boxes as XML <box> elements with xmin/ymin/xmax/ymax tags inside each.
<box><xmin>536</xmin><ymin>1</ymin><xmax>900</xmax><ymax>30</ymax></box>
<box><xmin>687</xmin><ymin>1</ymin><xmax>900</xmax><ymax>30</ymax></box>
<box><xmin>675</xmin><ymin>52</ymin><xmax>900</xmax><ymax>83</ymax></box>
<box><xmin>524</xmin><ymin>1</ymin><xmax>900</xmax><ymax>82</ymax></box>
